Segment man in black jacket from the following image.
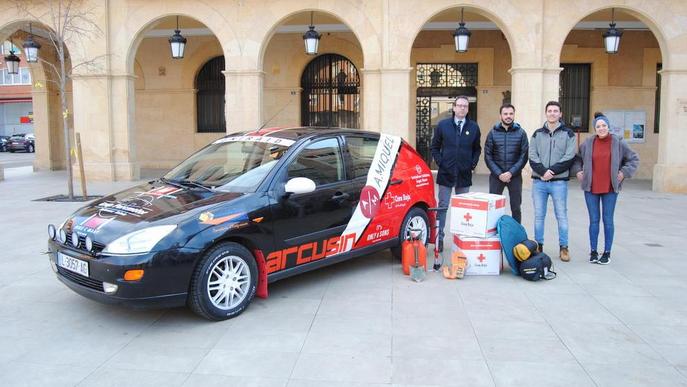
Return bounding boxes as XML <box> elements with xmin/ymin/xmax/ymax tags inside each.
<box><xmin>484</xmin><ymin>103</ymin><xmax>529</xmax><ymax>223</ymax></box>
<box><xmin>430</xmin><ymin>95</ymin><xmax>482</xmax><ymax>251</ymax></box>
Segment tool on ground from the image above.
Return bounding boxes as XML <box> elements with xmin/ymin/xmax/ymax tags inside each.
<box><xmin>442</xmin><ymin>250</ymin><xmax>468</xmax><ymax>279</ymax></box>
<box><xmin>409</xmin><ymin>228</ymin><xmax>426</xmax><ymax>282</ymax></box>
<box><xmin>402</xmin><ymin>230</ymin><xmax>426</xmax><ymax>276</ymax></box>
<box><xmin>427</xmin><ymin>207</ymin><xmax>447</xmax><ymax>271</ymax></box>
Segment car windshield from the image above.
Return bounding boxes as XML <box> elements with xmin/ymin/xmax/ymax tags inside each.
<box><xmin>163</xmin><ymin>139</ymin><xmax>289</xmax><ymax>192</ymax></box>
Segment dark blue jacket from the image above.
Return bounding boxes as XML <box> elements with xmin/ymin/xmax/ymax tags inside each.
<box><xmin>430</xmin><ymin>116</ymin><xmax>482</xmax><ymax>188</ymax></box>
<box><xmin>484</xmin><ymin>122</ymin><xmax>529</xmax><ymax>177</ymax></box>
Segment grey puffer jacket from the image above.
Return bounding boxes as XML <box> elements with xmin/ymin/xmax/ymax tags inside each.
<box><xmin>528</xmin><ymin>123</ymin><xmax>577</xmax><ymax>181</ymax></box>
<box><xmin>571</xmin><ymin>134</ymin><xmax>639</xmax><ymax>192</ymax></box>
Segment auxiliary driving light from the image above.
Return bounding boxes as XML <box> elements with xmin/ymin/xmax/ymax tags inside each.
<box><xmin>71</xmin><ymin>232</ymin><xmax>79</xmax><ymax>247</ymax></box>
<box><xmin>103</xmin><ymin>282</ymin><xmax>118</xmax><ymax>294</ymax></box>
<box><xmin>85</xmin><ymin>236</ymin><xmax>93</xmax><ymax>252</ymax></box>
<box><xmin>48</xmin><ymin>224</ymin><xmax>56</xmax><ymax>240</ymax></box>
<box><xmin>59</xmin><ymin>228</ymin><xmax>67</xmax><ymax>244</ymax></box>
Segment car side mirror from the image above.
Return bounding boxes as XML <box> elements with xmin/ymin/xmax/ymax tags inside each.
<box><xmin>284</xmin><ymin>177</ymin><xmax>316</xmax><ymax>196</ymax></box>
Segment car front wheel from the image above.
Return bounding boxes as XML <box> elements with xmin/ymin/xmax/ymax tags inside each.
<box><xmin>391</xmin><ymin>207</ymin><xmax>429</xmax><ymax>259</ymax></box>
<box><xmin>188</xmin><ymin>242</ymin><xmax>257</xmax><ymax>321</ymax></box>
<box><xmin>28</xmin><ymin>144</ymin><xmax>34</xmax><ymax>153</ymax></box>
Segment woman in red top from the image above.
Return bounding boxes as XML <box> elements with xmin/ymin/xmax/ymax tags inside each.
<box><xmin>573</xmin><ymin>113</ymin><xmax>639</xmax><ymax>265</ymax></box>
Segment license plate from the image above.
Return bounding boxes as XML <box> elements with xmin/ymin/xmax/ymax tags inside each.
<box><xmin>58</xmin><ymin>252</ymin><xmax>89</xmax><ymax>277</ymax></box>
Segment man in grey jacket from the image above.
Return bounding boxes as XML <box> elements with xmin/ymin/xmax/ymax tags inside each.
<box><xmin>528</xmin><ymin>101</ymin><xmax>577</xmax><ymax>262</ymax></box>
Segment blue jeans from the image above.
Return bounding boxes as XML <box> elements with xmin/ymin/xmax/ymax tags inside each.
<box><xmin>532</xmin><ymin>180</ymin><xmax>569</xmax><ymax>247</ymax></box>
<box><xmin>583</xmin><ymin>191</ymin><xmax>618</xmax><ymax>252</ymax></box>
<box><xmin>437</xmin><ymin>184</ymin><xmax>470</xmax><ymax>241</ymax></box>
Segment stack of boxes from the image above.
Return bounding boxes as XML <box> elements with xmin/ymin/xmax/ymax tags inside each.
<box><xmin>449</xmin><ymin>192</ymin><xmax>506</xmax><ymax>275</ymax></box>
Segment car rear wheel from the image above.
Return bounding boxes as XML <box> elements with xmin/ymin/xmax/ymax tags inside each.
<box><xmin>188</xmin><ymin>242</ymin><xmax>257</xmax><ymax>321</ymax></box>
<box><xmin>391</xmin><ymin>207</ymin><xmax>429</xmax><ymax>259</ymax></box>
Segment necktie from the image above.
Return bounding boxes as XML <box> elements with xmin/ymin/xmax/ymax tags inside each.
<box><xmin>457</xmin><ymin>120</ymin><xmax>463</xmax><ymax>135</ymax></box>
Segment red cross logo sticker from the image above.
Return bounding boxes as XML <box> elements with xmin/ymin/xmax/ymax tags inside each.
<box><xmin>477</xmin><ymin>253</ymin><xmax>486</xmax><ymax>263</ymax></box>
<box><xmin>464</xmin><ymin>212</ymin><xmax>473</xmax><ymax>222</ymax></box>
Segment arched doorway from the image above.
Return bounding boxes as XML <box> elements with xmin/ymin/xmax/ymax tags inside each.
<box><xmin>300</xmin><ymin>53</ymin><xmax>360</xmax><ymax>128</ymax></box>
<box><xmin>558</xmin><ymin>8</ymin><xmax>663</xmax><ymax>180</ymax></box>
<box><xmin>409</xmin><ymin>8</ymin><xmax>513</xmax><ymax>168</ymax></box>
<box><xmin>129</xmin><ymin>15</ymin><xmax>225</xmax><ymax>173</ymax></box>
<box><xmin>196</xmin><ymin>56</ymin><xmax>225</xmax><ymax>133</ymax></box>
<box><xmin>259</xmin><ymin>11</ymin><xmax>364</xmax><ymax>130</ymax></box>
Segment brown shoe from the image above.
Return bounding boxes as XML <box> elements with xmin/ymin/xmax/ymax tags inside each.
<box><xmin>560</xmin><ymin>246</ymin><xmax>570</xmax><ymax>262</ymax></box>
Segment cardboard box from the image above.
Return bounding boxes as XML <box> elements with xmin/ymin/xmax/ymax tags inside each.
<box><xmin>450</xmin><ymin>192</ymin><xmax>506</xmax><ymax>238</ymax></box>
<box><xmin>452</xmin><ymin>234</ymin><xmax>502</xmax><ymax>276</ymax></box>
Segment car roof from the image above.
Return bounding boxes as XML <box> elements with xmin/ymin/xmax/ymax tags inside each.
<box><xmin>226</xmin><ymin>127</ymin><xmax>381</xmax><ymax>143</ymax></box>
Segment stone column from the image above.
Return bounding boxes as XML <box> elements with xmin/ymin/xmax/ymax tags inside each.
<box><xmin>31</xmin><ymin>86</ymin><xmax>52</xmax><ymax>171</ymax></box>
<box><xmin>71</xmin><ymin>73</ymin><xmax>139</xmax><ymax>181</ymax></box>
<box><xmin>510</xmin><ymin>67</ymin><xmax>548</xmax><ymax>186</ymax></box>
<box><xmin>653</xmin><ymin>69</ymin><xmax>687</xmax><ymax>193</ymax></box>
<box><xmin>110</xmin><ymin>74</ymin><xmax>139</xmax><ymax>180</ymax></box>
<box><xmin>361</xmin><ymin>68</ymin><xmax>381</xmax><ymax>132</ymax></box>
<box><xmin>379</xmin><ymin>68</ymin><xmax>413</xmax><ymax>139</ymax></box>
<box><xmin>224</xmin><ymin>70</ymin><xmax>264</xmax><ymax>132</ymax></box>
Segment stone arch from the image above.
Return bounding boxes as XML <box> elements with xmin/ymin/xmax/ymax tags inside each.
<box><xmin>552</xmin><ymin>5</ymin><xmax>668</xmax><ymax>181</ymax></box>
<box><xmin>0</xmin><ymin>19</ymin><xmax>74</xmax><ymax>172</ymax></box>
<box><xmin>123</xmin><ymin>13</ymin><xmax>229</xmax><ymax>76</ymax></box>
<box><xmin>545</xmin><ymin>4</ymin><xmax>669</xmax><ymax>68</ymax></box>
<box><xmin>257</xmin><ymin>8</ymin><xmax>370</xmax><ymax>71</ymax></box>
<box><xmin>400</xmin><ymin>2</ymin><xmax>521</xmax><ymax>69</ymax></box>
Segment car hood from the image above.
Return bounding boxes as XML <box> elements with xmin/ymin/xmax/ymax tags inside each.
<box><xmin>66</xmin><ymin>181</ymin><xmax>245</xmax><ymax>244</ymax></box>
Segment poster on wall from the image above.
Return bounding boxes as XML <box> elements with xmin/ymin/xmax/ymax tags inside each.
<box><xmin>604</xmin><ymin>110</ymin><xmax>646</xmax><ymax>144</ymax></box>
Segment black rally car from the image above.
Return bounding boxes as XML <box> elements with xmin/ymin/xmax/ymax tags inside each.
<box><xmin>47</xmin><ymin>127</ymin><xmax>436</xmax><ymax>320</ymax></box>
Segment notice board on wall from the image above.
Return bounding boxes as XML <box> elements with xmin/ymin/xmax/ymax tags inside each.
<box><xmin>604</xmin><ymin>110</ymin><xmax>646</xmax><ymax>144</ymax></box>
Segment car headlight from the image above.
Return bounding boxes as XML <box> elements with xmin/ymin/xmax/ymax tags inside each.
<box><xmin>102</xmin><ymin>225</ymin><xmax>177</xmax><ymax>255</ymax></box>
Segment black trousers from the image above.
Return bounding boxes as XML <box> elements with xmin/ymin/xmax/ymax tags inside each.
<box><xmin>489</xmin><ymin>174</ymin><xmax>523</xmax><ymax>224</ymax></box>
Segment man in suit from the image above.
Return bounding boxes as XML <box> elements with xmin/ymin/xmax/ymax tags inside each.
<box><xmin>430</xmin><ymin>95</ymin><xmax>482</xmax><ymax>251</ymax></box>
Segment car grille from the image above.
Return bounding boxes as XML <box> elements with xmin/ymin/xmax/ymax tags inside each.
<box><xmin>65</xmin><ymin>233</ymin><xmax>106</xmax><ymax>255</ymax></box>
<box><xmin>57</xmin><ymin>267</ymin><xmax>104</xmax><ymax>292</ymax></box>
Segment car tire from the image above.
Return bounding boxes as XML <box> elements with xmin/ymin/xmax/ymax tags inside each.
<box><xmin>390</xmin><ymin>207</ymin><xmax>429</xmax><ymax>259</ymax></box>
<box><xmin>9</xmin><ymin>149</ymin><xmax>14</xmax><ymax>153</ymax></box>
<box><xmin>188</xmin><ymin>242</ymin><xmax>257</xmax><ymax>321</ymax></box>
<box><xmin>28</xmin><ymin>144</ymin><xmax>34</xmax><ymax>153</ymax></box>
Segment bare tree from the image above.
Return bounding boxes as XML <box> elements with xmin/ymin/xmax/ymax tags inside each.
<box><xmin>10</xmin><ymin>0</ymin><xmax>104</xmax><ymax>199</ymax></box>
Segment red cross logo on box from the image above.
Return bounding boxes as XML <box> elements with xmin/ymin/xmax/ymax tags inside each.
<box><xmin>477</xmin><ymin>253</ymin><xmax>486</xmax><ymax>263</ymax></box>
<box><xmin>464</xmin><ymin>212</ymin><xmax>473</xmax><ymax>222</ymax></box>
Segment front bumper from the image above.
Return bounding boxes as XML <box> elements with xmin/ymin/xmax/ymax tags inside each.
<box><xmin>47</xmin><ymin>240</ymin><xmax>201</xmax><ymax>309</ymax></box>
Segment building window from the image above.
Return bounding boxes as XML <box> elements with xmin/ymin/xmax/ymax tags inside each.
<box><xmin>559</xmin><ymin>63</ymin><xmax>591</xmax><ymax>132</ymax></box>
<box><xmin>0</xmin><ymin>41</ymin><xmax>20</xmax><ymax>56</ymax></box>
<box><xmin>655</xmin><ymin>63</ymin><xmax>661</xmax><ymax>133</ymax></box>
<box><xmin>196</xmin><ymin>56</ymin><xmax>225</xmax><ymax>133</ymax></box>
<box><xmin>300</xmin><ymin>54</ymin><xmax>360</xmax><ymax>129</ymax></box>
<box><xmin>0</xmin><ymin>68</ymin><xmax>31</xmax><ymax>86</ymax></box>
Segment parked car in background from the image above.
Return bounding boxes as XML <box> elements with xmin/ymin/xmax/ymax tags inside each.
<box><xmin>47</xmin><ymin>127</ymin><xmax>437</xmax><ymax>320</ymax></box>
<box><xmin>0</xmin><ymin>136</ymin><xmax>9</xmax><ymax>152</ymax></box>
<box><xmin>7</xmin><ymin>133</ymin><xmax>35</xmax><ymax>153</ymax></box>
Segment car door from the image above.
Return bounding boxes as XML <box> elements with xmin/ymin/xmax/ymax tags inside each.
<box><xmin>269</xmin><ymin>136</ymin><xmax>358</xmax><ymax>272</ymax></box>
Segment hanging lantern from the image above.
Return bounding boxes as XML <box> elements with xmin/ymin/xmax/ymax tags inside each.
<box><xmin>4</xmin><ymin>49</ymin><xmax>20</xmax><ymax>74</ymax></box>
<box><xmin>23</xmin><ymin>23</ymin><xmax>41</xmax><ymax>63</ymax></box>
<box><xmin>453</xmin><ymin>8</ymin><xmax>471</xmax><ymax>53</ymax></box>
<box><xmin>603</xmin><ymin>8</ymin><xmax>623</xmax><ymax>54</ymax></box>
<box><xmin>169</xmin><ymin>16</ymin><xmax>187</xmax><ymax>59</ymax></box>
<box><xmin>303</xmin><ymin>11</ymin><xmax>321</xmax><ymax>55</ymax></box>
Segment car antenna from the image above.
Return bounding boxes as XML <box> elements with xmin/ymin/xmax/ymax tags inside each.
<box><xmin>258</xmin><ymin>98</ymin><xmax>294</xmax><ymax>130</ymax></box>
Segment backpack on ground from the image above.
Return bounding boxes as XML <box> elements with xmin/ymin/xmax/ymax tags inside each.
<box><xmin>496</xmin><ymin>215</ymin><xmax>528</xmax><ymax>274</ymax></box>
<box><xmin>519</xmin><ymin>252</ymin><xmax>557</xmax><ymax>281</ymax></box>
<box><xmin>513</xmin><ymin>239</ymin><xmax>539</xmax><ymax>262</ymax></box>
